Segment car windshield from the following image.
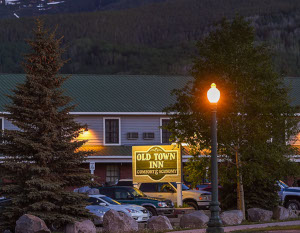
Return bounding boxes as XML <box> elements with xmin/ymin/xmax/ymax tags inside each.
<box><xmin>171</xmin><ymin>182</ymin><xmax>190</xmax><ymax>190</ymax></box>
<box><xmin>278</xmin><ymin>180</ymin><xmax>289</xmax><ymax>188</ymax></box>
<box><xmin>101</xmin><ymin>196</ymin><xmax>121</xmax><ymax>205</ymax></box>
<box><xmin>129</xmin><ymin>187</ymin><xmax>147</xmax><ymax>197</ymax></box>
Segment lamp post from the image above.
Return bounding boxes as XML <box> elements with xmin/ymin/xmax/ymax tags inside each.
<box><xmin>206</xmin><ymin>83</ymin><xmax>224</xmax><ymax>233</ymax></box>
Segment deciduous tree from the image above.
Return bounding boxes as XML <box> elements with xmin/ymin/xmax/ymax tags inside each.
<box><xmin>165</xmin><ymin>16</ymin><xmax>300</xmax><ymax>213</ymax></box>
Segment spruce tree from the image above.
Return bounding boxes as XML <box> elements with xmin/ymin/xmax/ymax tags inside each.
<box><xmin>165</xmin><ymin>16</ymin><xmax>300</xmax><ymax>211</ymax></box>
<box><xmin>0</xmin><ymin>19</ymin><xmax>93</xmax><ymax>230</ymax></box>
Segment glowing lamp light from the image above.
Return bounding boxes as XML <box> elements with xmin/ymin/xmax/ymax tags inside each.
<box><xmin>81</xmin><ymin>127</ymin><xmax>89</xmax><ymax>137</ymax></box>
<box><xmin>207</xmin><ymin>83</ymin><xmax>220</xmax><ymax>103</ymax></box>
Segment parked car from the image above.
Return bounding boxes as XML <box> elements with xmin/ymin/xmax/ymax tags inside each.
<box><xmin>138</xmin><ymin>182</ymin><xmax>211</xmax><ymax>210</ymax></box>
<box><xmin>194</xmin><ymin>184</ymin><xmax>223</xmax><ymax>193</ymax></box>
<box><xmin>0</xmin><ymin>198</ymin><xmax>12</xmax><ymax>222</ymax></box>
<box><xmin>86</xmin><ymin>205</ymin><xmax>110</xmax><ymax>225</ymax></box>
<box><xmin>88</xmin><ymin>194</ymin><xmax>149</xmax><ymax>222</ymax></box>
<box><xmin>96</xmin><ymin>186</ymin><xmax>174</xmax><ymax>217</ymax></box>
<box><xmin>115</xmin><ymin>179</ymin><xmax>133</xmax><ymax>186</ymax></box>
<box><xmin>0</xmin><ymin>197</ymin><xmax>11</xmax><ymax>211</ymax></box>
<box><xmin>278</xmin><ymin>180</ymin><xmax>300</xmax><ymax>210</ymax></box>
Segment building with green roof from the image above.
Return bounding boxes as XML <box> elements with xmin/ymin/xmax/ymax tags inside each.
<box><xmin>1</xmin><ymin>74</ymin><xmax>300</xmax><ymax>185</ymax></box>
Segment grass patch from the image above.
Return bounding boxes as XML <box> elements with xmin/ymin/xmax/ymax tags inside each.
<box><xmin>173</xmin><ymin>203</ymin><xmax>191</xmax><ymax>208</ymax></box>
<box><xmin>239</xmin><ymin>217</ymin><xmax>300</xmax><ymax>225</ymax></box>
<box><xmin>232</xmin><ymin>225</ymin><xmax>300</xmax><ymax>232</ymax></box>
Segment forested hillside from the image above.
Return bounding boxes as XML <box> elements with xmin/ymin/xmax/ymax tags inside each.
<box><xmin>0</xmin><ymin>0</ymin><xmax>299</xmax><ymax>75</ymax></box>
<box><xmin>0</xmin><ymin>0</ymin><xmax>166</xmax><ymax>19</ymax></box>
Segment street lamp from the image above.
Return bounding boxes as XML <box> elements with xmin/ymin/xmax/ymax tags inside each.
<box><xmin>206</xmin><ymin>83</ymin><xmax>224</xmax><ymax>233</ymax></box>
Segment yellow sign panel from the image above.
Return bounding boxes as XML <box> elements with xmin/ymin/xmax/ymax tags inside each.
<box><xmin>132</xmin><ymin>145</ymin><xmax>182</xmax><ymax>183</ymax></box>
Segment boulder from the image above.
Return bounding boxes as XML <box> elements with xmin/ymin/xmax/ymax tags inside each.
<box><xmin>15</xmin><ymin>214</ymin><xmax>50</xmax><ymax>233</ymax></box>
<box><xmin>86</xmin><ymin>189</ymin><xmax>99</xmax><ymax>195</ymax></box>
<box><xmin>65</xmin><ymin>220</ymin><xmax>96</xmax><ymax>233</ymax></box>
<box><xmin>3</xmin><ymin>230</ymin><xmax>12</xmax><ymax>233</ymax></box>
<box><xmin>103</xmin><ymin>210</ymin><xmax>138</xmax><ymax>233</ymax></box>
<box><xmin>247</xmin><ymin>208</ymin><xmax>273</xmax><ymax>222</ymax></box>
<box><xmin>220</xmin><ymin>210</ymin><xmax>243</xmax><ymax>225</ymax></box>
<box><xmin>147</xmin><ymin>216</ymin><xmax>173</xmax><ymax>231</ymax></box>
<box><xmin>179</xmin><ymin>210</ymin><xmax>209</xmax><ymax>228</ymax></box>
<box><xmin>92</xmin><ymin>217</ymin><xmax>103</xmax><ymax>226</ymax></box>
<box><xmin>272</xmin><ymin>206</ymin><xmax>290</xmax><ymax>220</ymax></box>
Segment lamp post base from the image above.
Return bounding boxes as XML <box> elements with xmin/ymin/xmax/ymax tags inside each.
<box><xmin>206</xmin><ymin>201</ymin><xmax>224</xmax><ymax>233</ymax></box>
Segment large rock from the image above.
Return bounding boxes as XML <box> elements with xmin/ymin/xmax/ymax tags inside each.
<box><xmin>15</xmin><ymin>214</ymin><xmax>50</xmax><ymax>233</ymax></box>
<box><xmin>147</xmin><ymin>216</ymin><xmax>173</xmax><ymax>231</ymax></box>
<box><xmin>179</xmin><ymin>210</ymin><xmax>209</xmax><ymax>228</ymax></box>
<box><xmin>65</xmin><ymin>220</ymin><xmax>96</xmax><ymax>233</ymax></box>
<box><xmin>272</xmin><ymin>206</ymin><xmax>290</xmax><ymax>220</ymax></box>
<box><xmin>3</xmin><ymin>230</ymin><xmax>12</xmax><ymax>233</ymax></box>
<box><xmin>92</xmin><ymin>217</ymin><xmax>103</xmax><ymax>226</ymax></box>
<box><xmin>103</xmin><ymin>210</ymin><xmax>138</xmax><ymax>233</ymax></box>
<box><xmin>220</xmin><ymin>210</ymin><xmax>243</xmax><ymax>225</ymax></box>
<box><xmin>247</xmin><ymin>208</ymin><xmax>273</xmax><ymax>222</ymax></box>
<box><xmin>86</xmin><ymin>189</ymin><xmax>99</xmax><ymax>195</ymax></box>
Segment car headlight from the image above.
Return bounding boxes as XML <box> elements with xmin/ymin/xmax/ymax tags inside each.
<box><xmin>200</xmin><ymin>195</ymin><xmax>211</xmax><ymax>201</ymax></box>
<box><xmin>96</xmin><ymin>209</ymin><xmax>106</xmax><ymax>214</ymax></box>
<box><xmin>126</xmin><ymin>208</ymin><xmax>139</xmax><ymax>213</ymax></box>
<box><xmin>158</xmin><ymin>202</ymin><xmax>168</xmax><ymax>207</ymax></box>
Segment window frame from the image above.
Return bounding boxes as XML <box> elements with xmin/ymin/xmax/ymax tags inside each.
<box><xmin>103</xmin><ymin>117</ymin><xmax>121</xmax><ymax>146</ymax></box>
<box><xmin>105</xmin><ymin>164</ymin><xmax>120</xmax><ymax>185</ymax></box>
<box><xmin>160</xmin><ymin>117</ymin><xmax>171</xmax><ymax>144</ymax></box>
<box><xmin>0</xmin><ymin>117</ymin><xmax>3</xmax><ymax>130</ymax></box>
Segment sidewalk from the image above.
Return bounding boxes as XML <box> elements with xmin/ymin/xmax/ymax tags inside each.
<box><xmin>172</xmin><ymin>220</ymin><xmax>300</xmax><ymax>232</ymax></box>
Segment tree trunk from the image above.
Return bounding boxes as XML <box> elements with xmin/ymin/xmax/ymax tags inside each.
<box><xmin>236</xmin><ymin>150</ymin><xmax>246</xmax><ymax>219</ymax></box>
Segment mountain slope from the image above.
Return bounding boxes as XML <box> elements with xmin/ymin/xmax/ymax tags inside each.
<box><xmin>0</xmin><ymin>0</ymin><xmax>168</xmax><ymax>19</ymax></box>
<box><xmin>0</xmin><ymin>0</ymin><xmax>299</xmax><ymax>75</ymax></box>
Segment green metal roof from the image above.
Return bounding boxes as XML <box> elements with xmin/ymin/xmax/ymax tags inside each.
<box><xmin>284</xmin><ymin>77</ymin><xmax>300</xmax><ymax>107</ymax></box>
<box><xmin>0</xmin><ymin>74</ymin><xmax>192</xmax><ymax>112</ymax></box>
<box><xmin>0</xmin><ymin>74</ymin><xmax>299</xmax><ymax>113</ymax></box>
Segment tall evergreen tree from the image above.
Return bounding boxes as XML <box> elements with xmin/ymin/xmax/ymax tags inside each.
<box><xmin>165</xmin><ymin>16</ymin><xmax>300</xmax><ymax>211</ymax></box>
<box><xmin>0</xmin><ymin>19</ymin><xmax>93</xmax><ymax>230</ymax></box>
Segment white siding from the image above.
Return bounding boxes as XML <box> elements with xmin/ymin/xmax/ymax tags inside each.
<box><xmin>1</xmin><ymin>114</ymin><xmax>170</xmax><ymax>146</ymax></box>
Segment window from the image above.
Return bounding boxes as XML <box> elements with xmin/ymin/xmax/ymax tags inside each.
<box><xmin>143</xmin><ymin>132</ymin><xmax>155</xmax><ymax>140</ymax></box>
<box><xmin>87</xmin><ymin>197</ymin><xmax>104</xmax><ymax>205</ymax></box>
<box><xmin>98</xmin><ymin>188</ymin><xmax>114</xmax><ymax>199</ymax></box>
<box><xmin>161</xmin><ymin>118</ymin><xmax>172</xmax><ymax>143</ymax></box>
<box><xmin>104</xmin><ymin>118</ymin><xmax>121</xmax><ymax>145</ymax></box>
<box><xmin>139</xmin><ymin>183</ymin><xmax>157</xmax><ymax>192</ymax></box>
<box><xmin>0</xmin><ymin>117</ymin><xmax>3</xmax><ymax>143</ymax></box>
<box><xmin>158</xmin><ymin>183</ymin><xmax>175</xmax><ymax>193</ymax></box>
<box><xmin>115</xmin><ymin>188</ymin><xmax>131</xmax><ymax>200</ymax></box>
<box><xmin>127</xmin><ymin>132</ymin><xmax>138</xmax><ymax>140</ymax></box>
<box><xmin>106</xmin><ymin>165</ymin><xmax>119</xmax><ymax>185</ymax></box>
<box><xmin>0</xmin><ymin>117</ymin><xmax>3</xmax><ymax>130</ymax></box>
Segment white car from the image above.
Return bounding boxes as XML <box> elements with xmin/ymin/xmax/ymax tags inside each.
<box><xmin>88</xmin><ymin>194</ymin><xmax>150</xmax><ymax>222</ymax></box>
<box><xmin>86</xmin><ymin>205</ymin><xmax>110</xmax><ymax>225</ymax></box>
<box><xmin>139</xmin><ymin>182</ymin><xmax>211</xmax><ymax>209</ymax></box>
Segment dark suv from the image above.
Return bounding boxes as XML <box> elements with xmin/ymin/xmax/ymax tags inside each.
<box><xmin>0</xmin><ymin>197</ymin><xmax>11</xmax><ymax>221</ymax></box>
<box><xmin>96</xmin><ymin>186</ymin><xmax>174</xmax><ymax>217</ymax></box>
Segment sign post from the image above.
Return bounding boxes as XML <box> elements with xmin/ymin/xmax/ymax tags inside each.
<box><xmin>176</xmin><ymin>182</ymin><xmax>183</xmax><ymax>206</ymax></box>
<box><xmin>89</xmin><ymin>162</ymin><xmax>95</xmax><ymax>181</ymax></box>
<box><xmin>132</xmin><ymin>145</ymin><xmax>182</xmax><ymax>206</ymax></box>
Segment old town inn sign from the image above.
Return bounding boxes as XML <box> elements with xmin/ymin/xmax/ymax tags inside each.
<box><xmin>132</xmin><ymin>145</ymin><xmax>181</xmax><ymax>183</ymax></box>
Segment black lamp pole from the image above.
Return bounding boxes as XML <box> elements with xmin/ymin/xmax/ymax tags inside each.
<box><xmin>206</xmin><ymin>103</ymin><xmax>224</xmax><ymax>233</ymax></box>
